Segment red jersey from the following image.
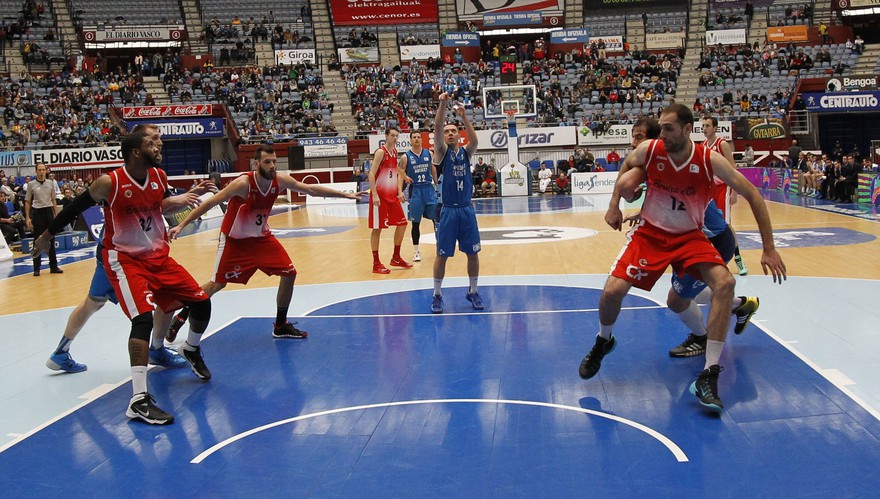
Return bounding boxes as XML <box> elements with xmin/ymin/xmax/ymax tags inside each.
<box><xmin>221</xmin><ymin>171</ymin><xmax>279</xmax><ymax>239</ymax></box>
<box><xmin>705</xmin><ymin>136</ymin><xmax>730</xmax><ymax>187</ymax></box>
<box><xmin>642</xmin><ymin>139</ymin><xmax>715</xmax><ymax>234</ymax></box>
<box><xmin>372</xmin><ymin>145</ymin><xmax>400</xmax><ymax>202</ymax></box>
<box><xmin>102</xmin><ymin>166</ymin><xmax>170</xmax><ymax>259</ymax></box>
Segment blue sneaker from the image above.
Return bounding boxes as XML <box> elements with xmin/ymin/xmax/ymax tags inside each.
<box><xmin>431</xmin><ymin>294</ymin><xmax>444</xmax><ymax>314</ymax></box>
<box><xmin>149</xmin><ymin>346</ymin><xmax>188</xmax><ymax>369</ymax></box>
<box><xmin>46</xmin><ymin>352</ymin><xmax>87</xmax><ymax>373</ymax></box>
<box><xmin>466</xmin><ymin>291</ymin><xmax>484</xmax><ymax>310</ymax></box>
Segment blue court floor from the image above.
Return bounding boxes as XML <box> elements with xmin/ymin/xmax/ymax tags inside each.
<box><xmin>1</xmin><ymin>192</ymin><xmax>879</xmax><ymax>497</ymax></box>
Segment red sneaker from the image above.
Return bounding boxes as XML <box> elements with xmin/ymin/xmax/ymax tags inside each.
<box><xmin>373</xmin><ymin>263</ymin><xmax>391</xmax><ymax>274</ymax></box>
<box><xmin>389</xmin><ymin>257</ymin><xmax>413</xmax><ymax>268</ymax></box>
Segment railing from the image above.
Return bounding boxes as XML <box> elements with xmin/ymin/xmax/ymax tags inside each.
<box><xmin>789</xmin><ymin>109</ymin><xmax>810</xmax><ymax>134</ymax></box>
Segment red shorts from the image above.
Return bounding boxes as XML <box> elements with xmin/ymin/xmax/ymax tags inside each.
<box><xmin>712</xmin><ymin>184</ymin><xmax>731</xmax><ymax>223</ymax></box>
<box><xmin>369</xmin><ymin>197</ymin><xmax>407</xmax><ymax>229</ymax></box>
<box><xmin>610</xmin><ymin>220</ymin><xmax>726</xmax><ymax>291</ymax></box>
<box><xmin>212</xmin><ymin>234</ymin><xmax>296</xmax><ymax>284</ymax></box>
<box><xmin>104</xmin><ymin>249</ymin><xmax>207</xmax><ymax>319</ymax></box>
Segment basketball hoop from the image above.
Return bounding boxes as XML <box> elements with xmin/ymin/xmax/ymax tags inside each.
<box><xmin>504</xmin><ymin>109</ymin><xmax>517</xmax><ymax>123</ymax></box>
<box><xmin>501</xmin><ymin>100</ymin><xmax>519</xmax><ymax>123</ymax></box>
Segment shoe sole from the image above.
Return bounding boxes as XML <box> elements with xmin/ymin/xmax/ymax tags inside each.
<box><xmin>689</xmin><ymin>382</ymin><xmax>723</xmax><ymax>414</ymax></box>
<box><xmin>272</xmin><ymin>333</ymin><xmax>308</xmax><ymax>339</ymax></box>
<box><xmin>669</xmin><ymin>348</ymin><xmax>706</xmax><ymax>358</ymax></box>
<box><xmin>372</xmin><ymin>268</ymin><xmax>391</xmax><ymax>274</ymax></box>
<box><xmin>126</xmin><ymin>408</ymin><xmax>174</xmax><ymax>425</ymax></box>
<box><xmin>738</xmin><ymin>268</ymin><xmax>749</xmax><ymax>276</ymax></box>
<box><xmin>46</xmin><ymin>358</ymin><xmax>88</xmax><ymax>373</ymax></box>
<box><xmin>389</xmin><ymin>262</ymin><xmax>413</xmax><ymax>268</ymax></box>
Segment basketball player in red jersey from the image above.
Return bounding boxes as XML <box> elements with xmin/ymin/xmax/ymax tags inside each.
<box><xmin>167</xmin><ymin>144</ymin><xmax>364</xmax><ymax>338</ymax></box>
<box><xmin>579</xmin><ymin>104</ymin><xmax>787</xmax><ymax>414</ymax></box>
<box><xmin>32</xmin><ymin>130</ymin><xmax>214</xmax><ymax>425</ymax></box>
<box><xmin>368</xmin><ymin>126</ymin><xmax>412</xmax><ymax>274</ymax></box>
<box><xmin>702</xmin><ymin>116</ymin><xmax>748</xmax><ymax>276</ymax></box>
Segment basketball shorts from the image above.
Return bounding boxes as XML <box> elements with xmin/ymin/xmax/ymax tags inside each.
<box><xmin>670</xmin><ymin>226</ymin><xmax>736</xmax><ymax>299</ymax></box>
<box><xmin>88</xmin><ymin>258</ymin><xmax>118</xmax><ymax>304</ymax></box>
<box><xmin>104</xmin><ymin>250</ymin><xmax>208</xmax><ymax>319</ymax></box>
<box><xmin>610</xmin><ymin>220</ymin><xmax>725</xmax><ymax>291</ymax></box>
<box><xmin>212</xmin><ymin>234</ymin><xmax>296</xmax><ymax>284</ymax></box>
<box><xmin>436</xmin><ymin>204</ymin><xmax>481</xmax><ymax>257</ymax></box>
<box><xmin>712</xmin><ymin>184</ymin><xmax>732</xmax><ymax>223</ymax></box>
<box><xmin>408</xmin><ymin>185</ymin><xmax>437</xmax><ymax>223</ymax></box>
<box><xmin>369</xmin><ymin>196</ymin><xmax>407</xmax><ymax>229</ymax></box>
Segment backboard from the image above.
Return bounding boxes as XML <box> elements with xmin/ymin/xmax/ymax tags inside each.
<box><xmin>482</xmin><ymin>84</ymin><xmax>537</xmax><ymax>120</ymax></box>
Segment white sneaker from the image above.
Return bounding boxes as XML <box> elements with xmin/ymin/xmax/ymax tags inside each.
<box><xmin>413</xmin><ymin>249</ymin><xmax>421</xmax><ymax>262</ymax></box>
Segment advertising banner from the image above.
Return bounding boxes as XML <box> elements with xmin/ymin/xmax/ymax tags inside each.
<box><xmin>399</xmin><ymin>45</ymin><xmax>441</xmax><ymax>60</ymax></box>
<box><xmin>274</xmin><ymin>49</ymin><xmax>316</xmax><ymax>65</ymax></box>
<box><xmin>82</xmin><ymin>25</ymin><xmax>186</xmax><ymax>42</ymax></box>
<box><xmin>457</xmin><ymin>0</ymin><xmax>564</xmax><ymax>21</ymax></box>
<box><xmin>329</xmin><ymin>0</ymin><xmax>438</xmax><ymax>26</ymax></box>
<box><xmin>766</xmin><ymin>25</ymin><xmax>808</xmax><ymax>42</ymax></box>
<box><xmin>692</xmin><ymin>119</ymin><xmax>733</xmax><ymax>141</ymax></box>
<box><xmin>825</xmin><ymin>75</ymin><xmax>879</xmax><ymax>92</ymax></box>
<box><xmin>571</xmin><ymin>172</ymin><xmax>619</xmax><ymax>194</ymax></box>
<box><xmin>338</xmin><ymin>47</ymin><xmax>380</xmax><ymax>63</ymax></box>
<box><xmin>298</xmin><ymin>137</ymin><xmax>348</xmax><ymax>158</ymax></box>
<box><xmin>0</xmin><ymin>150</ymin><xmax>33</xmax><ymax>168</ymax></box>
<box><xmin>589</xmin><ymin>36</ymin><xmax>624</xmax><ymax>52</ymax></box>
<box><xmin>739</xmin><ymin>118</ymin><xmax>786</xmax><ymax>139</ymax></box>
<box><xmin>578</xmin><ymin>124</ymin><xmax>633</xmax><ymax>146</ymax></box>
<box><xmin>645</xmin><ymin>31</ymin><xmax>686</xmax><ymax>50</ymax></box>
<box><xmin>442</xmin><ymin>32</ymin><xmax>480</xmax><ymax>47</ymax></box>
<box><xmin>550</xmin><ymin>28</ymin><xmax>591</xmax><ymax>44</ymax></box>
<box><xmin>306</xmin><ymin>182</ymin><xmax>358</xmax><ymax>205</ymax></box>
<box><xmin>585</xmin><ymin>0</ymin><xmax>686</xmax><ymax>7</ymax></box>
<box><xmin>476</xmin><ymin>126</ymin><xmax>578</xmax><ymax>150</ymax></box>
<box><xmin>33</xmin><ymin>146</ymin><xmax>124</xmax><ymax>168</ymax></box>
<box><xmin>125</xmin><ymin>118</ymin><xmax>226</xmax><ymax>139</ymax></box>
<box><xmin>705</xmin><ymin>28</ymin><xmax>746</xmax><ymax>45</ymax></box>
<box><xmin>803</xmin><ymin>92</ymin><xmax>880</xmax><ymax>112</ymax></box>
<box><xmin>122</xmin><ymin>105</ymin><xmax>213</xmax><ymax>119</ymax></box>
<box><xmin>483</xmin><ymin>11</ymin><xmax>543</xmax><ymax>26</ymax></box>
<box><xmin>499</xmin><ymin>162</ymin><xmax>529</xmax><ymax>196</ymax></box>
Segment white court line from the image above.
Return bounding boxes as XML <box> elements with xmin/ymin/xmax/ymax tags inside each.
<box><xmin>288</xmin><ymin>304</ymin><xmax>664</xmax><ymax>320</ymax></box>
<box><xmin>0</xmin><ymin>317</ymin><xmax>243</xmax><ymax>454</ymax></box>
<box><xmin>190</xmin><ymin>398</ymin><xmax>689</xmax><ymax>464</ymax></box>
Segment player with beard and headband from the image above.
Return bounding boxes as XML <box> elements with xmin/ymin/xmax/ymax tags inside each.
<box><xmin>32</xmin><ymin>130</ymin><xmax>215</xmax><ymax>425</ymax></box>
<box><xmin>579</xmin><ymin>104</ymin><xmax>786</xmax><ymax>414</ymax></box>
<box><xmin>166</xmin><ymin>144</ymin><xmax>365</xmax><ymax>339</ymax></box>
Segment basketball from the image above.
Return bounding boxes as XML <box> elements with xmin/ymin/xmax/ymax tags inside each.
<box><xmin>617</xmin><ymin>167</ymin><xmax>647</xmax><ymax>202</ymax></box>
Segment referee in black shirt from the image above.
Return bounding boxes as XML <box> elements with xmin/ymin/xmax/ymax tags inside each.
<box><xmin>25</xmin><ymin>163</ymin><xmax>62</xmax><ymax>276</ymax></box>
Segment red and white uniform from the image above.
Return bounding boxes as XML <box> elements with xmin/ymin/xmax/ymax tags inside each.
<box><xmin>213</xmin><ymin>171</ymin><xmax>295</xmax><ymax>284</ymax></box>
<box><xmin>369</xmin><ymin>145</ymin><xmax>406</xmax><ymax>229</ymax></box>
<box><xmin>610</xmin><ymin>140</ymin><xmax>725</xmax><ymax>290</ymax></box>
<box><xmin>102</xmin><ymin>167</ymin><xmax>207</xmax><ymax>318</ymax></box>
<box><xmin>706</xmin><ymin>136</ymin><xmax>732</xmax><ymax>222</ymax></box>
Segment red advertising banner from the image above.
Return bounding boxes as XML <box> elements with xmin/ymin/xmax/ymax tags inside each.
<box><xmin>329</xmin><ymin>0</ymin><xmax>439</xmax><ymax>25</ymax></box>
<box><xmin>122</xmin><ymin>105</ymin><xmax>213</xmax><ymax>119</ymax></box>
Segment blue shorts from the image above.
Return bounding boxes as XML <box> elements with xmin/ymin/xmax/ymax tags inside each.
<box><xmin>89</xmin><ymin>260</ymin><xmax>118</xmax><ymax>304</ymax></box>
<box><xmin>436</xmin><ymin>204</ymin><xmax>481</xmax><ymax>257</ymax></box>
<box><xmin>671</xmin><ymin>226</ymin><xmax>736</xmax><ymax>299</ymax></box>
<box><xmin>408</xmin><ymin>185</ymin><xmax>437</xmax><ymax>223</ymax></box>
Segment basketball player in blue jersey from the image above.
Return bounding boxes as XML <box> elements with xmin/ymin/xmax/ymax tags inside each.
<box><xmin>399</xmin><ymin>131</ymin><xmax>438</xmax><ymax>262</ymax></box>
<box><xmin>430</xmin><ymin>93</ymin><xmax>482</xmax><ymax>314</ymax></box>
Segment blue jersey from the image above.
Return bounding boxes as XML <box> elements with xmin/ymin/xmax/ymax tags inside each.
<box><xmin>405</xmin><ymin>149</ymin><xmax>434</xmax><ymax>186</ymax></box>
<box><xmin>702</xmin><ymin>199</ymin><xmax>727</xmax><ymax>238</ymax></box>
<box><xmin>439</xmin><ymin>147</ymin><xmax>473</xmax><ymax>207</ymax></box>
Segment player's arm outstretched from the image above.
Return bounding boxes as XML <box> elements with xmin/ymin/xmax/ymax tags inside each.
<box><xmin>432</xmin><ymin>93</ymin><xmax>451</xmax><ymax>165</ymax></box>
<box><xmin>31</xmin><ymin>174</ymin><xmax>113</xmax><ymax>256</ymax></box>
<box><xmin>168</xmin><ymin>175</ymin><xmax>249</xmax><ymax>239</ymax></box>
<box><xmin>162</xmin><ymin>180</ymin><xmax>218</xmax><ymax>214</ymax></box>
<box><xmin>456</xmin><ymin>102</ymin><xmax>478</xmax><ymax>157</ymax></box>
<box><xmin>368</xmin><ymin>145</ymin><xmax>385</xmax><ymax>207</ymax></box>
<box><xmin>278</xmin><ymin>172</ymin><xmax>367</xmax><ymax>200</ymax></box>
<box><xmin>605</xmin><ymin>140</ymin><xmax>650</xmax><ymax>231</ymax></box>
<box><xmin>710</xmin><ymin>150</ymin><xmax>786</xmax><ymax>283</ymax></box>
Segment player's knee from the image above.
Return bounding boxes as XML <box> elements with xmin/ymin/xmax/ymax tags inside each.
<box><xmin>711</xmin><ymin>271</ymin><xmax>736</xmax><ymax>297</ymax></box>
<box><xmin>129</xmin><ymin>312</ymin><xmax>153</xmax><ymax>342</ymax></box>
<box><xmin>187</xmin><ymin>298</ymin><xmax>212</xmax><ymax>322</ymax></box>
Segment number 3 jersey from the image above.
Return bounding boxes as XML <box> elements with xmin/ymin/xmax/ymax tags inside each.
<box><xmin>221</xmin><ymin>171</ymin><xmax>279</xmax><ymax>239</ymax></box>
<box><xmin>641</xmin><ymin>139</ymin><xmax>715</xmax><ymax>234</ymax></box>
<box><xmin>103</xmin><ymin>166</ymin><xmax>170</xmax><ymax>260</ymax></box>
